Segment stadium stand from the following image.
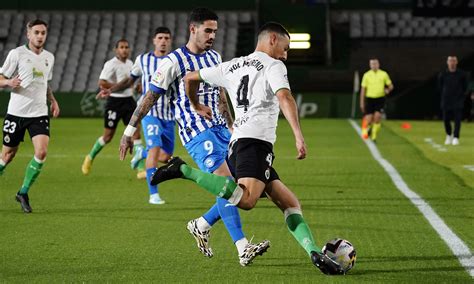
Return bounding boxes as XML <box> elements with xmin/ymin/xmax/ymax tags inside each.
<box><xmin>0</xmin><ymin>10</ymin><xmax>255</xmax><ymax>92</ymax></box>
<box><xmin>332</xmin><ymin>10</ymin><xmax>474</xmax><ymax>39</ymax></box>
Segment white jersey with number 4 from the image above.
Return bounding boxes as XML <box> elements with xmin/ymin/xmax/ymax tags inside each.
<box><xmin>0</xmin><ymin>45</ymin><xmax>54</xmax><ymax>117</ymax></box>
<box><xmin>199</xmin><ymin>51</ymin><xmax>290</xmax><ymax>145</ymax></box>
<box><xmin>99</xmin><ymin>57</ymin><xmax>134</xmax><ymax>98</ymax></box>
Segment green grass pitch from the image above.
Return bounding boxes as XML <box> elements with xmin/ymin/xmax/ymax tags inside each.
<box><xmin>1</xmin><ymin>118</ymin><xmax>472</xmax><ymax>283</ymax></box>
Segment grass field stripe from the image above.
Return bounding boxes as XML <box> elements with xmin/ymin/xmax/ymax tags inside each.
<box><xmin>348</xmin><ymin>119</ymin><xmax>474</xmax><ymax>278</ymax></box>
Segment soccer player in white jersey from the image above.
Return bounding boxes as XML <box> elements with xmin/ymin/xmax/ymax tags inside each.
<box><xmin>82</xmin><ymin>39</ymin><xmax>145</xmax><ymax>177</ymax></box>
<box><xmin>119</xmin><ymin>8</ymin><xmax>269</xmax><ymax>266</ymax></box>
<box><xmin>99</xmin><ymin>27</ymin><xmax>175</xmax><ymax>204</ymax></box>
<box><xmin>151</xmin><ymin>22</ymin><xmax>345</xmax><ymax>275</ymax></box>
<box><xmin>0</xmin><ymin>19</ymin><xmax>60</xmax><ymax>213</ymax></box>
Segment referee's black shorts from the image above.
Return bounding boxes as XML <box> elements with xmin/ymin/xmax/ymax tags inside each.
<box><xmin>365</xmin><ymin>97</ymin><xmax>386</xmax><ymax>115</ymax></box>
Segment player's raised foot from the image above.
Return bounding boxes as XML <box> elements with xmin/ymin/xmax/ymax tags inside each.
<box><xmin>150</xmin><ymin>157</ymin><xmax>185</xmax><ymax>185</ymax></box>
<box><xmin>311</xmin><ymin>251</ymin><xmax>344</xmax><ymax>275</ymax></box>
<box><xmin>130</xmin><ymin>147</ymin><xmax>144</xmax><ymax>169</ymax></box>
<box><xmin>81</xmin><ymin>155</ymin><xmax>93</xmax><ymax>175</ymax></box>
<box><xmin>15</xmin><ymin>192</ymin><xmax>32</xmax><ymax>213</ymax></box>
<box><xmin>149</xmin><ymin>193</ymin><xmax>165</xmax><ymax>205</ymax></box>
<box><xmin>137</xmin><ymin>170</ymin><xmax>147</xmax><ymax>180</ymax></box>
<box><xmin>187</xmin><ymin>218</ymin><xmax>213</xmax><ymax>258</ymax></box>
<box><xmin>239</xmin><ymin>239</ymin><xmax>270</xmax><ymax>266</ymax></box>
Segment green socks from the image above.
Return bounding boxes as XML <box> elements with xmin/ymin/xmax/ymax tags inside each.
<box><xmin>133</xmin><ymin>141</ymin><xmax>145</xmax><ymax>171</ymax></box>
<box><xmin>89</xmin><ymin>137</ymin><xmax>106</xmax><ymax>159</ymax></box>
<box><xmin>180</xmin><ymin>164</ymin><xmax>238</xmax><ymax>199</ymax></box>
<box><xmin>285</xmin><ymin>208</ymin><xmax>322</xmax><ymax>255</ymax></box>
<box><xmin>20</xmin><ymin>156</ymin><xmax>44</xmax><ymax>194</ymax></box>
<box><xmin>0</xmin><ymin>159</ymin><xmax>5</xmax><ymax>176</ymax></box>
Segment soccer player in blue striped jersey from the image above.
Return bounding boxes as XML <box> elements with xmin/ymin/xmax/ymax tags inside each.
<box><xmin>119</xmin><ymin>8</ymin><xmax>269</xmax><ymax>266</ymax></box>
<box><xmin>100</xmin><ymin>27</ymin><xmax>175</xmax><ymax>205</ymax></box>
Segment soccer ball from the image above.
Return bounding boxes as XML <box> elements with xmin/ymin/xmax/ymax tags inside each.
<box><xmin>322</xmin><ymin>238</ymin><xmax>356</xmax><ymax>273</ymax></box>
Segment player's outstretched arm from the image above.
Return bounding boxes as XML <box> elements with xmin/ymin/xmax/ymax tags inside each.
<box><xmin>0</xmin><ymin>74</ymin><xmax>21</xmax><ymax>88</ymax></box>
<box><xmin>276</xmin><ymin>88</ymin><xmax>306</xmax><ymax>160</ymax></box>
<box><xmin>97</xmin><ymin>76</ymin><xmax>137</xmax><ymax>99</ymax></box>
<box><xmin>119</xmin><ymin>90</ymin><xmax>161</xmax><ymax>160</ymax></box>
<box><xmin>183</xmin><ymin>71</ymin><xmax>212</xmax><ymax>120</ymax></box>
<box><xmin>47</xmin><ymin>85</ymin><xmax>60</xmax><ymax>118</ymax></box>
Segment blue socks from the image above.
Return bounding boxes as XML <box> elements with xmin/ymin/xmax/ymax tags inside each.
<box><xmin>202</xmin><ymin>197</ymin><xmax>245</xmax><ymax>242</ymax></box>
<box><xmin>146</xmin><ymin>168</ymin><xmax>158</xmax><ymax>195</ymax></box>
<box><xmin>203</xmin><ymin>203</ymin><xmax>221</xmax><ymax>226</ymax></box>
<box><xmin>217</xmin><ymin>197</ymin><xmax>245</xmax><ymax>242</ymax></box>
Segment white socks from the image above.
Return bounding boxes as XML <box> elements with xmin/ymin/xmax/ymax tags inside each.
<box><xmin>235</xmin><ymin>238</ymin><xmax>249</xmax><ymax>256</ymax></box>
<box><xmin>196</xmin><ymin>217</ymin><xmax>212</xmax><ymax>231</ymax></box>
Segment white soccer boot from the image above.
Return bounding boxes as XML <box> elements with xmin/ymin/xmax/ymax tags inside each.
<box><xmin>239</xmin><ymin>239</ymin><xmax>270</xmax><ymax>266</ymax></box>
<box><xmin>187</xmin><ymin>218</ymin><xmax>213</xmax><ymax>257</ymax></box>
<box><xmin>149</xmin><ymin>193</ymin><xmax>165</xmax><ymax>205</ymax></box>
<box><xmin>444</xmin><ymin>135</ymin><xmax>452</xmax><ymax>145</ymax></box>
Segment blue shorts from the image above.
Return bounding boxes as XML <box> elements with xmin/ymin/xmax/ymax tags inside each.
<box><xmin>141</xmin><ymin>115</ymin><xmax>175</xmax><ymax>155</ymax></box>
<box><xmin>184</xmin><ymin>125</ymin><xmax>231</xmax><ymax>173</ymax></box>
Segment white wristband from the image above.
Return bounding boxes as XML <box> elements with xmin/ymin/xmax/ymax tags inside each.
<box><xmin>124</xmin><ymin>125</ymin><xmax>137</xmax><ymax>137</ymax></box>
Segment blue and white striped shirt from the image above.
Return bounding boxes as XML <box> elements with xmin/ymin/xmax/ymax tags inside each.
<box><xmin>131</xmin><ymin>51</ymin><xmax>173</xmax><ymax>121</ymax></box>
<box><xmin>149</xmin><ymin>46</ymin><xmax>227</xmax><ymax>145</ymax></box>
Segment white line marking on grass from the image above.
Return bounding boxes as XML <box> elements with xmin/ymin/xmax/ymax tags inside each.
<box><xmin>349</xmin><ymin>119</ymin><xmax>474</xmax><ymax>278</ymax></box>
<box><xmin>424</xmin><ymin>137</ymin><xmax>448</xmax><ymax>152</ymax></box>
<box><xmin>463</xmin><ymin>165</ymin><xmax>474</xmax><ymax>172</ymax></box>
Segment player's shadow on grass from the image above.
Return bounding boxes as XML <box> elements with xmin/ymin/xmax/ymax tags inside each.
<box><xmin>352</xmin><ymin>255</ymin><xmax>469</xmax><ymax>275</ymax></box>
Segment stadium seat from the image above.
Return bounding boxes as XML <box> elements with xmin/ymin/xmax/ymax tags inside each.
<box><xmin>0</xmin><ymin>10</ymin><xmax>253</xmax><ymax>92</ymax></box>
<box><xmin>388</xmin><ymin>27</ymin><xmax>400</xmax><ymax>38</ymax></box>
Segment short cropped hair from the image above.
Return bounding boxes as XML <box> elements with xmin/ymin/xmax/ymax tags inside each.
<box><xmin>114</xmin><ymin>38</ymin><xmax>129</xmax><ymax>48</ymax></box>
<box><xmin>188</xmin><ymin>8</ymin><xmax>218</xmax><ymax>25</ymax></box>
<box><xmin>27</xmin><ymin>19</ymin><xmax>48</xmax><ymax>29</ymax></box>
<box><xmin>154</xmin><ymin>27</ymin><xmax>172</xmax><ymax>37</ymax></box>
<box><xmin>258</xmin><ymin>22</ymin><xmax>290</xmax><ymax>40</ymax></box>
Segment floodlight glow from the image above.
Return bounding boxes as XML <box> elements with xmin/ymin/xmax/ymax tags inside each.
<box><xmin>290</xmin><ymin>41</ymin><xmax>311</xmax><ymax>49</ymax></box>
<box><xmin>289</xmin><ymin>33</ymin><xmax>311</xmax><ymax>41</ymax></box>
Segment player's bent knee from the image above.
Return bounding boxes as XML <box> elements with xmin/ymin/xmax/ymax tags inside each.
<box><xmin>237</xmin><ymin>196</ymin><xmax>257</xmax><ymax>210</ymax></box>
<box><xmin>35</xmin><ymin>149</ymin><xmax>48</xmax><ymax>160</ymax></box>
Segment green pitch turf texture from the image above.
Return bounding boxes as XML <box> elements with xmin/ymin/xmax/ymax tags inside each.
<box><xmin>1</xmin><ymin>118</ymin><xmax>472</xmax><ymax>283</ymax></box>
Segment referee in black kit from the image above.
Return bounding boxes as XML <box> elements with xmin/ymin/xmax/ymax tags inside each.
<box><xmin>438</xmin><ymin>56</ymin><xmax>469</xmax><ymax>146</ymax></box>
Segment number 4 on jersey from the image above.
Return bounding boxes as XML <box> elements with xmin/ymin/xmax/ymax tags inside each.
<box><xmin>237</xmin><ymin>75</ymin><xmax>250</xmax><ymax>112</ymax></box>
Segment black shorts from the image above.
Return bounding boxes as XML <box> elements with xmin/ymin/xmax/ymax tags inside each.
<box><xmin>365</xmin><ymin>97</ymin><xmax>386</xmax><ymax>115</ymax></box>
<box><xmin>228</xmin><ymin>138</ymin><xmax>280</xmax><ymax>184</ymax></box>
<box><xmin>2</xmin><ymin>114</ymin><xmax>50</xmax><ymax>147</ymax></box>
<box><xmin>104</xmin><ymin>96</ymin><xmax>136</xmax><ymax>129</ymax></box>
